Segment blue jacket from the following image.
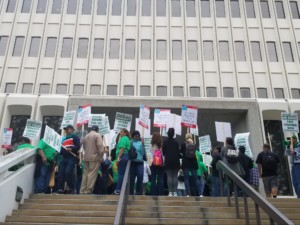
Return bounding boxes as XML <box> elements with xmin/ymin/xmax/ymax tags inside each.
<box><xmin>60</xmin><ymin>134</ymin><xmax>81</xmax><ymax>158</ymax></box>
<box><xmin>132</xmin><ymin>140</ymin><xmax>145</xmax><ymax>162</ymax></box>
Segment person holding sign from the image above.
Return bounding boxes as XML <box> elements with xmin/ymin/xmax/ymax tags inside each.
<box><xmin>16</xmin><ymin>137</ymin><xmax>35</xmax><ymax>150</ymax></box>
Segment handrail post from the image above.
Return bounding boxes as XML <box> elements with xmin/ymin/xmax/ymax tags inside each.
<box><xmin>255</xmin><ymin>203</ymin><xmax>261</xmax><ymax>225</ymax></box>
<box><xmin>243</xmin><ymin>194</ymin><xmax>250</xmax><ymax>225</ymax></box>
<box><xmin>219</xmin><ymin>170</ymin><xmax>224</xmax><ymax>197</ymax></box>
<box><xmin>225</xmin><ymin>175</ymin><xmax>231</xmax><ymax>207</ymax></box>
<box><xmin>233</xmin><ymin>184</ymin><xmax>240</xmax><ymax>218</ymax></box>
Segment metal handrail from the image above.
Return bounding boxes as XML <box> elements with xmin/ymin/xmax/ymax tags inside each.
<box><xmin>114</xmin><ymin>160</ymin><xmax>131</xmax><ymax>225</ymax></box>
<box><xmin>217</xmin><ymin>160</ymin><xmax>294</xmax><ymax>225</ymax></box>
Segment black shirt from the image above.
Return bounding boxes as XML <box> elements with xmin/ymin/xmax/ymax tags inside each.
<box><xmin>256</xmin><ymin>151</ymin><xmax>280</xmax><ymax>177</ymax></box>
<box><xmin>162</xmin><ymin>138</ymin><xmax>180</xmax><ymax>170</ymax></box>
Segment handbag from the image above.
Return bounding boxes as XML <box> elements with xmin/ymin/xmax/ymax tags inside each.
<box><xmin>129</xmin><ymin>142</ymin><xmax>137</xmax><ymax>160</ymax></box>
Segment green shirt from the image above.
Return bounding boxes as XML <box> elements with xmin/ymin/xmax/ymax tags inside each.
<box><xmin>196</xmin><ymin>151</ymin><xmax>207</xmax><ymax>176</ymax></box>
<box><xmin>38</xmin><ymin>139</ymin><xmax>57</xmax><ymax>163</ymax></box>
<box><xmin>116</xmin><ymin>136</ymin><xmax>131</xmax><ymax>157</ymax></box>
<box><xmin>17</xmin><ymin>143</ymin><xmax>35</xmax><ymax>150</ymax></box>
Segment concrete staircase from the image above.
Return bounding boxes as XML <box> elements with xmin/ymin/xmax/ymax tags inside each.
<box><xmin>1</xmin><ymin>194</ymin><xmax>300</xmax><ymax>225</ymax></box>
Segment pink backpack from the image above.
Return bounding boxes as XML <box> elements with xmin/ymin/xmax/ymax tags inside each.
<box><xmin>153</xmin><ymin>149</ymin><xmax>163</xmax><ymax>166</ymax></box>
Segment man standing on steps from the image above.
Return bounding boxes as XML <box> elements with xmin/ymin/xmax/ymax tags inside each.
<box><xmin>80</xmin><ymin>125</ymin><xmax>104</xmax><ymax>194</ymax></box>
<box><xmin>256</xmin><ymin>143</ymin><xmax>280</xmax><ymax>198</ymax></box>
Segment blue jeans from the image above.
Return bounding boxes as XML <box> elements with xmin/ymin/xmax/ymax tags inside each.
<box><xmin>115</xmin><ymin>154</ymin><xmax>129</xmax><ymax>192</ymax></box>
<box><xmin>292</xmin><ymin>164</ymin><xmax>300</xmax><ymax>198</ymax></box>
<box><xmin>58</xmin><ymin>157</ymin><xmax>77</xmax><ymax>190</ymax></box>
<box><xmin>183</xmin><ymin>169</ymin><xmax>202</xmax><ymax>195</ymax></box>
<box><xmin>211</xmin><ymin>175</ymin><xmax>221</xmax><ymax>197</ymax></box>
<box><xmin>199</xmin><ymin>176</ymin><xmax>205</xmax><ymax>195</ymax></box>
<box><xmin>35</xmin><ymin>164</ymin><xmax>51</xmax><ymax>193</ymax></box>
<box><xmin>177</xmin><ymin>189</ymin><xmax>186</xmax><ymax>196</ymax></box>
<box><xmin>150</xmin><ymin>166</ymin><xmax>164</xmax><ymax>196</ymax></box>
<box><xmin>130</xmin><ymin>161</ymin><xmax>144</xmax><ymax>195</ymax></box>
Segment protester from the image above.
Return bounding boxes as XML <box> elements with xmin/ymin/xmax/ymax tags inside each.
<box><xmin>256</xmin><ymin>143</ymin><xmax>280</xmax><ymax>198</ymax></box>
<box><xmin>238</xmin><ymin>146</ymin><xmax>253</xmax><ymax>184</ymax></box>
<box><xmin>80</xmin><ymin>126</ymin><xmax>104</xmax><ymax>194</ymax></box>
<box><xmin>16</xmin><ymin>137</ymin><xmax>35</xmax><ymax>150</ymax></box>
<box><xmin>150</xmin><ymin>132</ymin><xmax>164</xmax><ymax>196</ymax></box>
<box><xmin>196</xmin><ymin>149</ymin><xmax>208</xmax><ymax>196</ymax></box>
<box><xmin>211</xmin><ymin>148</ymin><xmax>222</xmax><ymax>197</ymax></box>
<box><xmin>177</xmin><ymin>168</ymin><xmax>186</xmax><ymax>196</ymax></box>
<box><xmin>57</xmin><ymin>125</ymin><xmax>81</xmax><ymax>194</ymax></box>
<box><xmin>163</xmin><ymin>128</ymin><xmax>180</xmax><ymax>197</ymax></box>
<box><xmin>114</xmin><ymin>128</ymin><xmax>131</xmax><ymax>195</ymax></box>
<box><xmin>249</xmin><ymin>162</ymin><xmax>260</xmax><ymax>192</ymax></box>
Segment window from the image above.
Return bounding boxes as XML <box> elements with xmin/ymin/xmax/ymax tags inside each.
<box><xmin>290</xmin><ymin>1</ymin><xmax>300</xmax><ymax>19</ymax></box>
<box><xmin>140</xmin><ymin>86</ymin><xmax>151</xmax><ymax>96</ymax></box>
<box><xmin>260</xmin><ymin>1</ymin><xmax>270</xmax><ymax>18</ymax></box>
<box><xmin>201</xmin><ymin>0</ymin><xmax>210</xmax><ymax>17</ymax></box>
<box><xmin>235</xmin><ymin>41</ymin><xmax>246</xmax><ymax>61</ymax></box>
<box><xmin>172</xmin><ymin>40</ymin><xmax>182</xmax><ymax>60</ymax></box>
<box><xmin>112</xmin><ymin>0</ymin><xmax>122</xmax><ymax>15</ymax></box>
<box><xmin>188</xmin><ymin>41</ymin><xmax>198</xmax><ymax>61</ymax></box>
<box><xmin>125</xmin><ymin>39</ymin><xmax>135</xmax><ymax>59</ymax></box>
<box><xmin>275</xmin><ymin>1</ymin><xmax>285</xmax><ymax>19</ymax></box>
<box><xmin>173</xmin><ymin>86</ymin><xmax>184</xmax><ymax>97</ymax></box>
<box><xmin>107</xmin><ymin>85</ymin><xmax>118</xmax><ymax>95</ymax></box>
<box><xmin>171</xmin><ymin>0</ymin><xmax>181</xmax><ymax>17</ymax></box>
<box><xmin>157</xmin><ymin>86</ymin><xmax>167</xmax><ymax>96</ymax></box>
<box><xmin>61</xmin><ymin>38</ymin><xmax>73</xmax><ymax>58</ymax></box>
<box><xmin>142</xmin><ymin>0</ymin><xmax>151</xmax><ymax>16</ymax></box>
<box><xmin>257</xmin><ymin>88</ymin><xmax>268</xmax><ymax>98</ymax></box>
<box><xmin>21</xmin><ymin>0</ymin><xmax>32</xmax><ymax>13</ymax></box>
<box><xmin>45</xmin><ymin>37</ymin><xmax>57</xmax><ymax>57</ymax></box>
<box><xmin>39</xmin><ymin>84</ymin><xmax>50</xmax><ymax>94</ymax></box>
<box><xmin>186</xmin><ymin>0</ymin><xmax>195</xmax><ymax>17</ymax></box>
<box><xmin>190</xmin><ymin>87</ymin><xmax>200</xmax><ymax>97</ymax></box>
<box><xmin>6</xmin><ymin>0</ymin><xmax>16</xmax><ymax>13</ymax></box>
<box><xmin>274</xmin><ymin>88</ymin><xmax>284</xmax><ymax>99</ymax></box>
<box><xmin>12</xmin><ymin>36</ymin><xmax>25</xmax><ymax>57</ymax></box>
<box><xmin>67</xmin><ymin>0</ymin><xmax>77</xmax><ymax>14</ymax></box>
<box><xmin>245</xmin><ymin>0</ymin><xmax>255</xmax><ymax>18</ymax></box>
<box><xmin>127</xmin><ymin>0</ymin><xmax>136</xmax><ymax>16</ymax></box>
<box><xmin>56</xmin><ymin>84</ymin><xmax>67</xmax><ymax>94</ymax></box>
<box><xmin>250</xmin><ymin>41</ymin><xmax>262</xmax><ymax>61</ymax></box>
<box><xmin>291</xmin><ymin>89</ymin><xmax>300</xmax><ymax>99</ymax></box>
<box><xmin>36</xmin><ymin>0</ymin><xmax>47</xmax><ymax>13</ymax></box>
<box><xmin>73</xmin><ymin>84</ymin><xmax>84</xmax><ymax>94</ymax></box>
<box><xmin>77</xmin><ymin>38</ymin><xmax>89</xmax><ymax>58</ymax></box>
<box><xmin>282</xmin><ymin>42</ymin><xmax>294</xmax><ymax>62</ymax></box>
<box><xmin>0</xmin><ymin>36</ymin><xmax>9</xmax><ymax>56</ymax></box>
<box><xmin>240</xmin><ymin>88</ymin><xmax>251</xmax><ymax>98</ymax></box>
<box><xmin>223</xmin><ymin>87</ymin><xmax>234</xmax><ymax>98</ymax></box>
<box><xmin>219</xmin><ymin>41</ymin><xmax>230</xmax><ymax>61</ymax></box>
<box><xmin>267</xmin><ymin>42</ymin><xmax>278</xmax><ymax>62</ymax></box>
<box><xmin>28</xmin><ymin>37</ymin><xmax>41</xmax><ymax>57</ymax></box>
<box><xmin>109</xmin><ymin>39</ymin><xmax>120</xmax><ymax>59</ymax></box>
<box><xmin>157</xmin><ymin>40</ymin><xmax>167</xmax><ymax>60</ymax></box>
<box><xmin>230</xmin><ymin>0</ymin><xmax>240</xmax><ymax>18</ymax></box>
<box><xmin>206</xmin><ymin>87</ymin><xmax>217</xmax><ymax>97</ymax></box>
<box><xmin>141</xmin><ymin>40</ymin><xmax>151</xmax><ymax>60</ymax></box>
<box><xmin>52</xmin><ymin>0</ymin><xmax>62</xmax><ymax>14</ymax></box>
<box><xmin>82</xmin><ymin>0</ymin><xmax>92</xmax><ymax>14</ymax></box>
<box><xmin>97</xmin><ymin>0</ymin><xmax>107</xmax><ymax>15</ymax></box>
<box><xmin>216</xmin><ymin>0</ymin><xmax>226</xmax><ymax>18</ymax></box>
<box><xmin>124</xmin><ymin>85</ymin><xmax>134</xmax><ymax>96</ymax></box>
<box><xmin>93</xmin><ymin>38</ymin><xmax>104</xmax><ymax>58</ymax></box>
<box><xmin>90</xmin><ymin>85</ymin><xmax>101</xmax><ymax>95</ymax></box>
<box><xmin>203</xmin><ymin>41</ymin><xmax>214</xmax><ymax>61</ymax></box>
<box><xmin>157</xmin><ymin>0</ymin><xmax>166</xmax><ymax>17</ymax></box>
<box><xmin>5</xmin><ymin>83</ymin><xmax>16</xmax><ymax>93</ymax></box>
<box><xmin>22</xmin><ymin>83</ymin><xmax>33</xmax><ymax>94</ymax></box>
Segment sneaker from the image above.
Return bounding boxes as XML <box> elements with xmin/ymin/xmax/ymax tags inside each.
<box><xmin>114</xmin><ymin>191</ymin><xmax>120</xmax><ymax>195</ymax></box>
<box><xmin>57</xmin><ymin>189</ymin><xmax>64</xmax><ymax>194</ymax></box>
<box><xmin>200</xmin><ymin>195</ymin><xmax>204</xmax><ymax>198</ymax></box>
<box><xmin>173</xmin><ymin>192</ymin><xmax>178</xmax><ymax>197</ymax></box>
<box><xmin>168</xmin><ymin>192</ymin><xmax>173</xmax><ymax>197</ymax></box>
<box><xmin>186</xmin><ymin>195</ymin><xmax>190</xmax><ymax>197</ymax></box>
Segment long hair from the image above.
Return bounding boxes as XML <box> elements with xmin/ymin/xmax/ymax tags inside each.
<box><xmin>151</xmin><ymin>132</ymin><xmax>163</xmax><ymax>149</ymax></box>
<box><xmin>120</xmin><ymin>128</ymin><xmax>131</xmax><ymax>139</ymax></box>
<box><xmin>185</xmin><ymin>133</ymin><xmax>193</xmax><ymax>144</ymax></box>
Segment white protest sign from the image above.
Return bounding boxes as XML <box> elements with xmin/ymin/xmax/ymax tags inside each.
<box><xmin>77</xmin><ymin>104</ymin><xmax>92</xmax><ymax>126</ymax></box>
<box><xmin>43</xmin><ymin>125</ymin><xmax>62</xmax><ymax>152</ymax></box>
<box><xmin>181</xmin><ymin>105</ymin><xmax>198</xmax><ymax>128</ymax></box>
<box><xmin>215</xmin><ymin>122</ymin><xmax>232</xmax><ymax>142</ymax></box>
<box><xmin>139</xmin><ymin>105</ymin><xmax>150</xmax><ymax>129</ymax></box>
<box><xmin>154</xmin><ymin>109</ymin><xmax>171</xmax><ymax>128</ymax></box>
<box><xmin>199</xmin><ymin>135</ymin><xmax>212</xmax><ymax>153</ymax></box>
<box><xmin>202</xmin><ymin>154</ymin><xmax>213</xmax><ymax>167</ymax></box>
<box><xmin>143</xmin><ymin>137</ymin><xmax>152</xmax><ymax>165</ymax></box>
<box><xmin>114</xmin><ymin>112</ymin><xmax>132</xmax><ymax>132</ymax></box>
<box><xmin>235</xmin><ymin>132</ymin><xmax>253</xmax><ymax>158</ymax></box>
<box><xmin>23</xmin><ymin>119</ymin><xmax>42</xmax><ymax>139</ymax></box>
<box><xmin>166</xmin><ymin>114</ymin><xmax>182</xmax><ymax>136</ymax></box>
<box><xmin>135</xmin><ymin>118</ymin><xmax>151</xmax><ymax>138</ymax></box>
<box><xmin>88</xmin><ymin>114</ymin><xmax>105</xmax><ymax>127</ymax></box>
<box><xmin>61</xmin><ymin>111</ymin><xmax>76</xmax><ymax>129</ymax></box>
<box><xmin>2</xmin><ymin>128</ymin><xmax>13</xmax><ymax>148</ymax></box>
<box><xmin>100</xmin><ymin>116</ymin><xmax>110</xmax><ymax>135</ymax></box>
<box><xmin>281</xmin><ymin>113</ymin><xmax>299</xmax><ymax>133</ymax></box>
<box><xmin>190</xmin><ymin>125</ymin><xmax>199</xmax><ymax>136</ymax></box>
<box><xmin>109</xmin><ymin>130</ymin><xmax>118</xmax><ymax>150</ymax></box>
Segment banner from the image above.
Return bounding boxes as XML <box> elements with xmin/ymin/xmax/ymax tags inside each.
<box><xmin>199</xmin><ymin>135</ymin><xmax>212</xmax><ymax>153</ymax></box>
<box><xmin>138</xmin><ymin>105</ymin><xmax>150</xmax><ymax>129</ymax></box>
<box><xmin>114</xmin><ymin>112</ymin><xmax>132</xmax><ymax>132</ymax></box>
<box><xmin>77</xmin><ymin>104</ymin><xmax>92</xmax><ymax>126</ymax></box>
<box><xmin>234</xmin><ymin>132</ymin><xmax>253</xmax><ymax>158</ymax></box>
<box><xmin>281</xmin><ymin>112</ymin><xmax>299</xmax><ymax>133</ymax></box>
<box><xmin>166</xmin><ymin>114</ymin><xmax>182</xmax><ymax>136</ymax></box>
<box><xmin>215</xmin><ymin>121</ymin><xmax>232</xmax><ymax>142</ymax></box>
<box><xmin>23</xmin><ymin>119</ymin><xmax>42</xmax><ymax>139</ymax></box>
<box><xmin>154</xmin><ymin>109</ymin><xmax>170</xmax><ymax>128</ymax></box>
<box><xmin>60</xmin><ymin>111</ymin><xmax>76</xmax><ymax>129</ymax></box>
<box><xmin>2</xmin><ymin>128</ymin><xmax>13</xmax><ymax>148</ymax></box>
<box><xmin>181</xmin><ymin>105</ymin><xmax>198</xmax><ymax>128</ymax></box>
<box><xmin>202</xmin><ymin>154</ymin><xmax>213</xmax><ymax>167</ymax></box>
<box><xmin>190</xmin><ymin>125</ymin><xmax>199</xmax><ymax>136</ymax></box>
<box><xmin>88</xmin><ymin>114</ymin><xmax>105</xmax><ymax>127</ymax></box>
<box><xmin>43</xmin><ymin>125</ymin><xmax>62</xmax><ymax>152</ymax></box>
<box><xmin>135</xmin><ymin>118</ymin><xmax>151</xmax><ymax>138</ymax></box>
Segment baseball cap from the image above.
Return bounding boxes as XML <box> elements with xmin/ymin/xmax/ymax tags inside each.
<box><xmin>91</xmin><ymin>125</ymin><xmax>99</xmax><ymax>132</ymax></box>
<box><xmin>63</xmin><ymin>125</ymin><xmax>75</xmax><ymax>130</ymax></box>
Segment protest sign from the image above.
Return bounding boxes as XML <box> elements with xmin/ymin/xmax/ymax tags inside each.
<box><xmin>100</xmin><ymin>116</ymin><xmax>110</xmax><ymax>135</ymax></box>
<box><xmin>138</xmin><ymin>105</ymin><xmax>150</xmax><ymax>129</ymax></box>
<box><xmin>166</xmin><ymin>114</ymin><xmax>182</xmax><ymax>136</ymax></box>
<box><xmin>202</xmin><ymin>154</ymin><xmax>213</xmax><ymax>167</ymax></box>
<box><xmin>77</xmin><ymin>104</ymin><xmax>92</xmax><ymax>126</ymax></box>
<box><xmin>215</xmin><ymin>122</ymin><xmax>232</xmax><ymax>142</ymax></box>
<box><xmin>88</xmin><ymin>114</ymin><xmax>105</xmax><ymax>127</ymax></box>
<box><xmin>114</xmin><ymin>112</ymin><xmax>132</xmax><ymax>132</ymax></box>
<box><xmin>23</xmin><ymin>119</ymin><xmax>42</xmax><ymax>139</ymax></box>
<box><xmin>154</xmin><ymin>109</ymin><xmax>171</xmax><ymax>128</ymax></box>
<box><xmin>199</xmin><ymin>135</ymin><xmax>212</xmax><ymax>153</ymax></box>
<box><xmin>2</xmin><ymin>128</ymin><xmax>13</xmax><ymax>148</ymax></box>
<box><xmin>281</xmin><ymin>113</ymin><xmax>299</xmax><ymax>133</ymax></box>
<box><xmin>190</xmin><ymin>125</ymin><xmax>199</xmax><ymax>136</ymax></box>
<box><xmin>234</xmin><ymin>132</ymin><xmax>253</xmax><ymax>158</ymax></box>
<box><xmin>181</xmin><ymin>105</ymin><xmax>198</xmax><ymax>128</ymax></box>
<box><xmin>109</xmin><ymin>130</ymin><xmax>118</xmax><ymax>150</ymax></box>
<box><xmin>143</xmin><ymin>137</ymin><xmax>152</xmax><ymax>165</ymax></box>
<box><xmin>60</xmin><ymin>111</ymin><xmax>76</xmax><ymax>129</ymax></box>
<box><xmin>43</xmin><ymin>125</ymin><xmax>61</xmax><ymax>152</ymax></box>
<box><xmin>135</xmin><ymin>118</ymin><xmax>151</xmax><ymax>138</ymax></box>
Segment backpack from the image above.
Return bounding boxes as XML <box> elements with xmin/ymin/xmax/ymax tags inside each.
<box><xmin>185</xmin><ymin>143</ymin><xmax>196</xmax><ymax>159</ymax></box>
<box><xmin>262</xmin><ymin>151</ymin><xmax>277</xmax><ymax>170</ymax></box>
<box><xmin>226</xmin><ymin>147</ymin><xmax>239</xmax><ymax>164</ymax></box>
<box><xmin>129</xmin><ymin>143</ymin><xmax>137</xmax><ymax>160</ymax></box>
<box><xmin>152</xmin><ymin>149</ymin><xmax>163</xmax><ymax>166</ymax></box>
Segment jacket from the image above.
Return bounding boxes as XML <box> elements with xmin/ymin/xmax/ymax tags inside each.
<box><xmin>285</xmin><ymin>144</ymin><xmax>300</xmax><ymax>165</ymax></box>
<box><xmin>132</xmin><ymin>140</ymin><xmax>145</xmax><ymax>162</ymax></box>
<box><xmin>221</xmin><ymin>146</ymin><xmax>245</xmax><ymax>176</ymax></box>
<box><xmin>83</xmin><ymin>130</ymin><xmax>104</xmax><ymax>161</ymax></box>
<box><xmin>181</xmin><ymin>143</ymin><xmax>198</xmax><ymax>170</ymax></box>
<box><xmin>162</xmin><ymin>138</ymin><xmax>180</xmax><ymax>170</ymax></box>
<box><xmin>60</xmin><ymin>134</ymin><xmax>81</xmax><ymax>158</ymax></box>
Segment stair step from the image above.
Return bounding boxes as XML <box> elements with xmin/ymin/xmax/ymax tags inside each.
<box><xmin>19</xmin><ymin>204</ymin><xmax>116</xmax><ymax>211</ymax></box>
<box><xmin>12</xmin><ymin>210</ymin><xmax>115</xmax><ymax>217</ymax></box>
<box><xmin>24</xmin><ymin>199</ymin><xmax>118</xmax><ymax>205</ymax></box>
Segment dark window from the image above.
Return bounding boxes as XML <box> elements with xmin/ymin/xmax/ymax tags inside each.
<box><xmin>257</xmin><ymin>88</ymin><xmax>268</xmax><ymax>98</ymax></box>
<box><xmin>157</xmin><ymin>86</ymin><xmax>167</xmax><ymax>96</ymax></box>
<box><xmin>245</xmin><ymin>0</ymin><xmax>255</xmax><ymax>18</ymax></box>
<box><xmin>73</xmin><ymin>84</ymin><xmax>84</xmax><ymax>94</ymax></box>
<box><xmin>190</xmin><ymin>87</ymin><xmax>200</xmax><ymax>97</ymax></box>
<box><xmin>77</xmin><ymin>38</ymin><xmax>89</xmax><ymax>58</ymax></box>
<box><xmin>39</xmin><ymin>84</ymin><xmax>50</xmax><ymax>94</ymax></box>
<box><xmin>260</xmin><ymin>1</ymin><xmax>270</xmax><ymax>18</ymax></box>
<box><xmin>5</xmin><ymin>83</ymin><xmax>16</xmax><ymax>93</ymax></box>
<box><xmin>10</xmin><ymin>115</ymin><xmax>30</xmax><ymax>147</ymax></box>
<box><xmin>141</xmin><ymin>40</ymin><xmax>151</xmax><ymax>60</ymax></box>
<box><xmin>109</xmin><ymin>39</ymin><xmax>120</xmax><ymax>59</ymax></box>
<box><xmin>6</xmin><ymin>0</ymin><xmax>16</xmax><ymax>13</ymax></box>
<box><xmin>40</xmin><ymin>116</ymin><xmax>63</xmax><ymax>139</ymax></box>
<box><xmin>97</xmin><ymin>0</ymin><xmax>107</xmax><ymax>15</ymax></box>
<box><xmin>203</xmin><ymin>41</ymin><xmax>214</xmax><ymax>61</ymax></box>
<box><xmin>45</xmin><ymin>37</ymin><xmax>57</xmax><ymax>57</ymax></box>
<box><xmin>56</xmin><ymin>84</ymin><xmax>67</xmax><ymax>94</ymax></box>
<box><xmin>28</xmin><ymin>37</ymin><xmax>41</xmax><ymax>57</ymax></box>
<box><xmin>219</xmin><ymin>41</ymin><xmax>230</xmax><ymax>61</ymax></box>
<box><xmin>282</xmin><ymin>42</ymin><xmax>294</xmax><ymax>62</ymax></box>
<box><xmin>67</xmin><ymin>0</ymin><xmax>77</xmax><ymax>14</ymax></box>
<box><xmin>12</xmin><ymin>36</ymin><xmax>25</xmax><ymax>57</ymax></box>
<box><xmin>107</xmin><ymin>85</ymin><xmax>118</xmax><ymax>95</ymax></box>
<box><xmin>251</xmin><ymin>41</ymin><xmax>262</xmax><ymax>61</ymax></box>
<box><xmin>240</xmin><ymin>88</ymin><xmax>251</xmax><ymax>98</ymax></box>
<box><xmin>172</xmin><ymin>40</ymin><xmax>182</xmax><ymax>60</ymax></box>
<box><xmin>90</xmin><ymin>85</ymin><xmax>101</xmax><ymax>95</ymax></box>
<box><xmin>173</xmin><ymin>86</ymin><xmax>184</xmax><ymax>97</ymax></box>
<box><xmin>290</xmin><ymin>1</ymin><xmax>300</xmax><ymax>19</ymax></box>
<box><xmin>93</xmin><ymin>38</ymin><xmax>104</xmax><ymax>58</ymax></box>
<box><xmin>124</xmin><ymin>85</ymin><xmax>134</xmax><ymax>96</ymax></box>
<box><xmin>186</xmin><ymin>0</ymin><xmax>196</xmax><ymax>17</ymax></box>
<box><xmin>267</xmin><ymin>42</ymin><xmax>278</xmax><ymax>62</ymax></box>
<box><xmin>125</xmin><ymin>39</ymin><xmax>135</xmax><ymax>59</ymax></box>
<box><xmin>140</xmin><ymin>86</ymin><xmax>151</xmax><ymax>96</ymax></box>
<box><xmin>206</xmin><ymin>87</ymin><xmax>217</xmax><ymax>97</ymax></box>
<box><xmin>61</xmin><ymin>38</ymin><xmax>73</xmax><ymax>58</ymax></box>
<box><xmin>223</xmin><ymin>87</ymin><xmax>234</xmax><ymax>98</ymax></box>
<box><xmin>36</xmin><ymin>0</ymin><xmax>47</xmax><ymax>13</ymax></box>
<box><xmin>112</xmin><ymin>0</ymin><xmax>122</xmax><ymax>15</ymax></box>
<box><xmin>291</xmin><ymin>89</ymin><xmax>300</xmax><ymax>99</ymax></box>
<box><xmin>157</xmin><ymin>40</ymin><xmax>167</xmax><ymax>60</ymax></box>
<box><xmin>275</xmin><ymin>1</ymin><xmax>285</xmax><ymax>19</ymax></box>
<box><xmin>188</xmin><ymin>40</ymin><xmax>198</xmax><ymax>61</ymax></box>
<box><xmin>142</xmin><ymin>0</ymin><xmax>151</xmax><ymax>16</ymax></box>
<box><xmin>230</xmin><ymin>0</ymin><xmax>240</xmax><ymax>18</ymax></box>
<box><xmin>216</xmin><ymin>0</ymin><xmax>226</xmax><ymax>18</ymax></box>
<box><xmin>171</xmin><ymin>0</ymin><xmax>181</xmax><ymax>17</ymax></box>
<box><xmin>235</xmin><ymin>41</ymin><xmax>246</xmax><ymax>61</ymax></box>
<box><xmin>157</xmin><ymin>0</ymin><xmax>166</xmax><ymax>17</ymax></box>
<box><xmin>274</xmin><ymin>88</ymin><xmax>284</xmax><ymax>99</ymax></box>
<box><xmin>127</xmin><ymin>0</ymin><xmax>136</xmax><ymax>16</ymax></box>
<box><xmin>0</xmin><ymin>36</ymin><xmax>9</xmax><ymax>56</ymax></box>
<box><xmin>82</xmin><ymin>0</ymin><xmax>92</xmax><ymax>14</ymax></box>
<box><xmin>22</xmin><ymin>83</ymin><xmax>33</xmax><ymax>94</ymax></box>
<box><xmin>201</xmin><ymin>0</ymin><xmax>210</xmax><ymax>17</ymax></box>
<box><xmin>21</xmin><ymin>0</ymin><xmax>32</xmax><ymax>13</ymax></box>
<box><xmin>52</xmin><ymin>0</ymin><xmax>62</xmax><ymax>14</ymax></box>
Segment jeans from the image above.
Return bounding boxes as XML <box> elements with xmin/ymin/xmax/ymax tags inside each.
<box><xmin>150</xmin><ymin>166</ymin><xmax>164</xmax><ymax>196</ymax></box>
<box><xmin>166</xmin><ymin>169</ymin><xmax>179</xmax><ymax>193</ymax></box>
<box><xmin>58</xmin><ymin>157</ymin><xmax>77</xmax><ymax>190</ymax></box>
<box><xmin>183</xmin><ymin>169</ymin><xmax>202</xmax><ymax>195</ymax></box>
<box><xmin>177</xmin><ymin>189</ymin><xmax>186</xmax><ymax>196</ymax></box>
<box><xmin>211</xmin><ymin>175</ymin><xmax>221</xmax><ymax>197</ymax></box>
<box><xmin>292</xmin><ymin>164</ymin><xmax>300</xmax><ymax>198</ymax></box>
<box><xmin>199</xmin><ymin>176</ymin><xmax>205</xmax><ymax>195</ymax></box>
<box><xmin>130</xmin><ymin>161</ymin><xmax>144</xmax><ymax>195</ymax></box>
<box><xmin>115</xmin><ymin>154</ymin><xmax>129</xmax><ymax>192</ymax></box>
<box><xmin>35</xmin><ymin>164</ymin><xmax>51</xmax><ymax>193</ymax></box>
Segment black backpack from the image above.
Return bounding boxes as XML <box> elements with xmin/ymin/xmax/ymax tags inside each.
<box><xmin>185</xmin><ymin>143</ymin><xmax>196</xmax><ymax>159</ymax></box>
<box><xmin>262</xmin><ymin>151</ymin><xmax>277</xmax><ymax>170</ymax></box>
<box><xmin>129</xmin><ymin>142</ymin><xmax>137</xmax><ymax>160</ymax></box>
<box><xmin>226</xmin><ymin>147</ymin><xmax>239</xmax><ymax>164</ymax></box>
